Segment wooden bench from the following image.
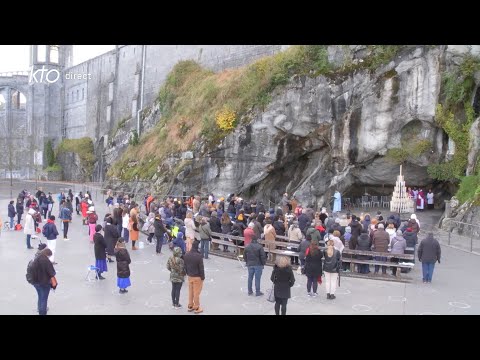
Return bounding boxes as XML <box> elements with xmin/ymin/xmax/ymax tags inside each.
<box><xmin>340</xmin><ymin>249</ymin><xmax>414</xmax><ymax>278</ymax></box>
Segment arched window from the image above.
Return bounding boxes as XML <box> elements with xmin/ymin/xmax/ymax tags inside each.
<box><xmin>37</xmin><ymin>45</ymin><xmax>47</xmax><ymax>62</ymax></box>
<box><xmin>11</xmin><ymin>90</ymin><xmax>27</xmax><ymax>110</ymax></box>
<box><xmin>0</xmin><ymin>89</ymin><xmax>6</xmax><ymax>111</ymax></box>
<box><xmin>50</xmin><ymin>45</ymin><xmax>59</xmax><ymax>63</ymax></box>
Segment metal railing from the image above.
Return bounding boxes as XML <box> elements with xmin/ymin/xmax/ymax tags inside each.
<box><xmin>440</xmin><ymin>219</ymin><xmax>480</xmax><ymax>254</ymax></box>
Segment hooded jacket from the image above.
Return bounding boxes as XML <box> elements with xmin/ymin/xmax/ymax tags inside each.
<box><xmin>24</xmin><ymin>208</ymin><xmax>37</xmax><ymax>235</ymax></box>
<box><xmin>167</xmin><ymin>247</ymin><xmax>186</xmax><ymax>283</ymax></box>
<box><xmin>115</xmin><ymin>247</ymin><xmax>131</xmax><ymax>278</ymax></box>
<box><xmin>173</xmin><ymin>232</ymin><xmax>186</xmax><ymax>255</ymax></box>
<box><xmin>390</xmin><ymin>235</ymin><xmax>407</xmax><ymax>254</ymax></box>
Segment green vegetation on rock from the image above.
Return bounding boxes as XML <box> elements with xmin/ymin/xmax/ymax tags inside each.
<box><xmin>45</xmin><ymin>140</ymin><xmax>55</xmax><ymax>167</ymax></box>
<box><xmin>109</xmin><ymin>45</ymin><xmax>406</xmax><ymax>180</ymax></box>
<box><xmin>57</xmin><ymin>137</ymin><xmax>95</xmax><ymax>178</ymax></box>
<box><xmin>456</xmin><ymin>174</ymin><xmax>480</xmax><ymax>205</ymax></box>
<box><xmin>45</xmin><ymin>163</ymin><xmax>62</xmax><ymax>172</ymax></box>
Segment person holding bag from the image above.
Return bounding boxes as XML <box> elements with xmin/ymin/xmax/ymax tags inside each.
<box><xmin>270</xmin><ymin>256</ymin><xmax>295</xmax><ymax>315</ymax></box>
<box><xmin>30</xmin><ymin>248</ymin><xmax>56</xmax><ymax>315</ymax></box>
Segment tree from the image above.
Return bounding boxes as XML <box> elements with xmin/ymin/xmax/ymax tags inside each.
<box><xmin>45</xmin><ymin>140</ymin><xmax>55</xmax><ymax>167</ymax></box>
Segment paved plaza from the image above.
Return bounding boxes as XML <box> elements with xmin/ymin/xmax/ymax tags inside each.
<box><xmin>1</xmin><ymin>181</ymin><xmax>479</xmax><ymax>315</ymax></box>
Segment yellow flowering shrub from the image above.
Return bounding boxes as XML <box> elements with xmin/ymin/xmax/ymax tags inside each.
<box><xmin>215</xmin><ymin>107</ymin><xmax>236</xmax><ymax>131</ymax></box>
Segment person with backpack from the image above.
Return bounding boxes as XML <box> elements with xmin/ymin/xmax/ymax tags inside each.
<box><xmin>323</xmin><ymin>238</ymin><xmax>341</xmax><ymax>300</ymax></box>
<box><xmin>87</xmin><ymin>206</ymin><xmax>98</xmax><ymax>243</ymax></box>
<box><xmin>8</xmin><ymin>200</ymin><xmax>16</xmax><ymax>230</ymax></box>
<box><xmin>24</xmin><ymin>208</ymin><xmax>37</xmax><ymax>249</ymax></box>
<box><xmin>115</xmin><ymin>238</ymin><xmax>132</xmax><ymax>294</ymax></box>
<box><xmin>59</xmin><ymin>202</ymin><xmax>72</xmax><ymax>241</ymax></box>
<box><xmin>42</xmin><ymin>216</ymin><xmax>59</xmax><ymax>265</ymax></box>
<box><xmin>93</xmin><ymin>224</ymin><xmax>108</xmax><ymax>280</ymax></box>
<box><xmin>28</xmin><ymin>247</ymin><xmax>56</xmax><ymax>315</ymax></box>
<box><xmin>167</xmin><ymin>246</ymin><xmax>187</xmax><ymax>309</ymax></box>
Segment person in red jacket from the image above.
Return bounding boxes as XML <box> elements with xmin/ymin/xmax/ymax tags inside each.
<box><xmin>243</xmin><ymin>223</ymin><xmax>255</xmax><ymax>247</ymax></box>
<box><xmin>81</xmin><ymin>199</ymin><xmax>89</xmax><ymax>225</ymax></box>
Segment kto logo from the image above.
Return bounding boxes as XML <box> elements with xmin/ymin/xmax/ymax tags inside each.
<box><xmin>29</xmin><ymin>66</ymin><xmax>60</xmax><ymax>84</ymax></box>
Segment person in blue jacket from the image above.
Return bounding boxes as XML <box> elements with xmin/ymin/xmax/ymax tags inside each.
<box><xmin>172</xmin><ymin>231</ymin><xmax>186</xmax><ymax>255</ymax></box>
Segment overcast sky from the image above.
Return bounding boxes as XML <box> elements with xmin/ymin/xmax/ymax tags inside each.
<box><xmin>0</xmin><ymin>45</ymin><xmax>115</xmax><ymax>72</ymax></box>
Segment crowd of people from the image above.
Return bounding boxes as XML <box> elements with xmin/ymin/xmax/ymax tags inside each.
<box><xmin>10</xmin><ymin>187</ymin><xmax>442</xmax><ymax>315</ymax></box>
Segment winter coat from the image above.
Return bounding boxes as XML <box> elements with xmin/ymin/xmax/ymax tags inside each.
<box><xmin>244</xmin><ymin>238</ymin><xmax>267</xmax><ymax>267</ymax></box>
<box><xmin>355</xmin><ymin>233</ymin><xmax>372</xmax><ymax>260</ymax></box>
<box><xmin>104</xmin><ymin>223</ymin><xmax>120</xmax><ymax>256</ymax></box>
<box><xmin>60</xmin><ymin>207</ymin><xmax>72</xmax><ymax>221</ymax></box>
<box><xmin>24</xmin><ymin>209</ymin><xmax>36</xmax><ymax>235</ymax></box>
<box><xmin>8</xmin><ymin>204</ymin><xmax>16</xmax><ymax>218</ymax></box>
<box><xmin>289</xmin><ymin>226</ymin><xmax>303</xmax><ymax>242</ymax></box>
<box><xmin>372</xmin><ymin>229</ymin><xmax>390</xmax><ymax>252</ymax></box>
<box><xmin>232</xmin><ymin>221</ymin><xmax>246</xmax><ymax>237</ymax></box>
<box><xmin>305</xmin><ymin>247</ymin><xmax>323</xmax><ymax>277</ymax></box>
<box><xmin>418</xmin><ymin>234</ymin><xmax>441</xmax><ymax>263</ymax></box>
<box><xmin>115</xmin><ymin>248</ymin><xmax>131</xmax><ymax>278</ymax></box>
<box><xmin>42</xmin><ymin>220</ymin><xmax>59</xmax><ymax>240</ymax></box>
<box><xmin>93</xmin><ymin>232</ymin><xmax>108</xmax><ymax>260</ymax></box>
<box><xmin>221</xmin><ymin>221</ymin><xmax>232</xmax><ymax>235</ymax></box>
<box><xmin>209</xmin><ymin>216</ymin><xmax>222</xmax><ymax>234</ymax></box>
<box><xmin>298</xmin><ymin>214</ymin><xmax>310</xmax><ymax>233</ymax></box>
<box><xmin>184</xmin><ymin>218</ymin><xmax>196</xmax><ymax>239</ymax></box>
<box><xmin>129</xmin><ymin>219</ymin><xmax>139</xmax><ymax>241</ymax></box>
<box><xmin>198</xmin><ymin>222</ymin><xmax>212</xmax><ymax>240</ymax></box>
<box><xmin>323</xmin><ymin>248</ymin><xmax>341</xmax><ymax>273</ymax></box>
<box><xmin>172</xmin><ymin>233</ymin><xmax>186</xmax><ymax>255</ymax></box>
<box><xmin>81</xmin><ymin>201</ymin><xmax>89</xmax><ymax>217</ymax></box>
<box><xmin>298</xmin><ymin>239</ymin><xmax>311</xmax><ymax>260</ymax></box>
<box><xmin>349</xmin><ymin>220</ymin><xmax>363</xmax><ymax>238</ymax></box>
<box><xmin>16</xmin><ymin>202</ymin><xmax>24</xmax><ymax>215</ymax></box>
<box><xmin>273</xmin><ymin>220</ymin><xmax>285</xmax><ymax>236</ymax></box>
<box><xmin>305</xmin><ymin>227</ymin><xmax>321</xmax><ymax>243</ymax></box>
<box><xmin>362</xmin><ymin>216</ymin><xmax>371</xmax><ymax>232</ymax></box>
<box><xmin>390</xmin><ymin>235</ymin><xmax>407</xmax><ymax>255</ymax></box>
<box><xmin>271</xmin><ymin>265</ymin><xmax>295</xmax><ymax>299</ymax></box>
<box><xmin>167</xmin><ymin>247</ymin><xmax>186</xmax><ymax>283</ymax></box>
<box><xmin>183</xmin><ymin>243</ymin><xmax>205</xmax><ymax>280</ymax></box>
<box><xmin>403</xmin><ymin>229</ymin><xmax>418</xmax><ymax>247</ymax></box>
<box><xmin>263</xmin><ymin>224</ymin><xmax>276</xmax><ymax>242</ymax></box>
<box><xmin>32</xmin><ymin>254</ymin><xmax>56</xmax><ymax>286</ymax></box>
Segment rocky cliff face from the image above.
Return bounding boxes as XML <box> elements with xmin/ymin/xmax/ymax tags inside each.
<box><xmin>104</xmin><ymin>45</ymin><xmax>480</xmax><ymax>211</ymax></box>
<box><xmin>164</xmin><ymin>46</ymin><xmax>445</xmax><ymax>206</ymax></box>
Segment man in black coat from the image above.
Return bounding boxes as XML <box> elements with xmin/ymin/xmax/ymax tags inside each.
<box><xmin>298</xmin><ymin>210</ymin><xmax>310</xmax><ymax>235</ymax></box>
<box><xmin>16</xmin><ymin>198</ymin><xmax>24</xmax><ymax>225</ymax></box>
<box><xmin>209</xmin><ymin>211</ymin><xmax>222</xmax><ymax>251</ymax></box>
<box><xmin>418</xmin><ymin>233</ymin><xmax>441</xmax><ymax>283</ymax></box>
<box><xmin>244</xmin><ymin>235</ymin><xmax>267</xmax><ymax>296</ymax></box>
<box><xmin>104</xmin><ymin>217</ymin><xmax>119</xmax><ymax>263</ymax></box>
<box><xmin>31</xmin><ymin>248</ymin><xmax>56</xmax><ymax>315</ymax></box>
<box><xmin>183</xmin><ymin>240</ymin><xmax>205</xmax><ymax>314</ymax></box>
